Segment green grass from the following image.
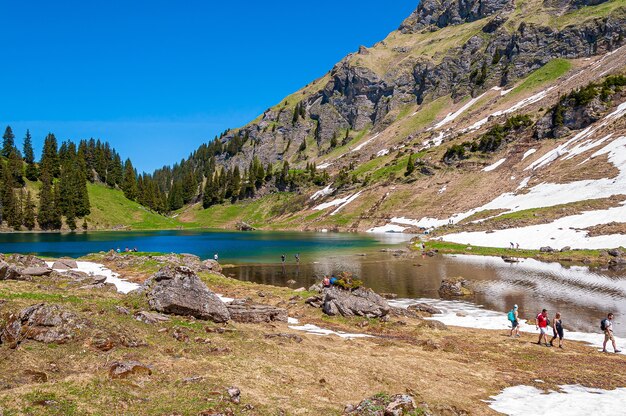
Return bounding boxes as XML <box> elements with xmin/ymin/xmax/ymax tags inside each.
<box><xmin>86</xmin><ymin>183</ymin><xmax>182</xmax><ymax>231</ymax></box>
<box><xmin>557</xmin><ymin>0</ymin><xmax>626</xmax><ymax>28</ymax></box>
<box><xmin>510</xmin><ymin>59</ymin><xmax>573</xmax><ymax>96</ymax></box>
<box><xmin>399</xmin><ymin>96</ymin><xmax>450</xmax><ymax>138</ymax></box>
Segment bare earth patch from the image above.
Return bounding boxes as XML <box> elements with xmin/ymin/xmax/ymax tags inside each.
<box><xmin>584</xmin><ymin>221</ymin><xmax>626</xmax><ymax>237</ymax></box>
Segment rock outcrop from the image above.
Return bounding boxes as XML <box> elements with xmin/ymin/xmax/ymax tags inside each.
<box><xmin>145</xmin><ymin>266</ymin><xmax>230</xmax><ymax>323</ymax></box>
<box><xmin>321</xmin><ymin>287</ymin><xmax>390</xmax><ymax>318</ymax></box>
<box><xmin>108</xmin><ymin>361</ymin><xmax>152</xmax><ymax>379</ymax></box>
<box><xmin>0</xmin><ymin>304</ymin><xmax>86</xmax><ymax>347</ymax></box>
<box><xmin>438</xmin><ymin>277</ymin><xmax>473</xmax><ymax>298</ymax></box>
<box><xmin>226</xmin><ymin>300</ymin><xmax>288</xmax><ymax>324</ymax></box>
<box><xmin>344</xmin><ymin>393</ymin><xmax>419</xmax><ymax>415</ymax></box>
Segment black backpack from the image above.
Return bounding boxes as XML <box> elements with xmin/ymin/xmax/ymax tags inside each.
<box><xmin>601</xmin><ymin>319</ymin><xmax>608</xmax><ymax>331</ymax></box>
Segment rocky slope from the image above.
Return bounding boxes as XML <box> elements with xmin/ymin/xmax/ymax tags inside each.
<box><xmin>177</xmin><ymin>0</ymin><xmax>626</xmax><ymax>250</ymax></box>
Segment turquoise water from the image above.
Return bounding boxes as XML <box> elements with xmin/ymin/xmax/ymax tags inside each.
<box><xmin>0</xmin><ymin>230</ymin><xmax>410</xmax><ymax>263</ymax></box>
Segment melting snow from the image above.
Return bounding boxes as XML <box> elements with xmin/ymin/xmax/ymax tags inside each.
<box><xmin>433</xmin><ymin>93</ymin><xmax>486</xmax><ymax>129</ymax></box>
<box><xmin>317</xmin><ymin>162</ymin><xmax>332</xmax><ymax>169</ymax></box>
<box><xmin>330</xmin><ymin>191</ymin><xmax>362</xmax><ymax>216</ymax></box>
<box><xmin>521</xmin><ymin>149</ymin><xmax>537</xmax><ymax>160</ymax></box>
<box><xmin>351</xmin><ymin>133</ymin><xmax>380</xmax><ymax>152</ymax></box>
<box><xmin>310</xmin><ymin>185</ymin><xmax>335</xmax><ymax>200</ymax></box>
<box><xmin>367</xmin><ymin>223</ymin><xmax>408</xmax><ymax>233</ymax></box>
<box><xmin>377</xmin><ymin>148</ymin><xmax>390</xmax><ymax>157</ymax></box>
<box><xmin>483</xmin><ymin>158</ymin><xmax>506</xmax><ymax>172</ymax></box>
<box><xmin>287</xmin><ymin>317</ymin><xmax>371</xmax><ymax>339</ymax></box>
<box><xmin>48</xmin><ymin>261</ymin><xmax>140</xmax><ymax>294</ymax></box>
<box><xmin>488</xmin><ymin>385</ymin><xmax>626</xmax><ymax>416</ymax></box>
<box><xmin>515</xmin><ymin>176</ymin><xmax>531</xmax><ymax>190</ymax></box>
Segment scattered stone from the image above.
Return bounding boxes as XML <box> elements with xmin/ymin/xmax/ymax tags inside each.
<box><xmin>380</xmin><ymin>293</ymin><xmax>398</xmax><ymax>300</ymax></box>
<box><xmin>134</xmin><ymin>311</ymin><xmax>171</xmax><ymax>324</ymax></box>
<box><xmin>438</xmin><ymin>277</ymin><xmax>473</xmax><ymax>298</ymax></box>
<box><xmin>21</xmin><ymin>267</ymin><xmax>53</xmax><ymax>277</ymax></box>
<box><xmin>608</xmin><ymin>249</ymin><xmax>623</xmax><ymax>257</ymax></box>
<box><xmin>540</xmin><ymin>246</ymin><xmax>555</xmax><ymax>253</ymax></box>
<box><xmin>236</xmin><ymin>221</ymin><xmax>255</xmax><ymax>231</ymax></box>
<box><xmin>420</xmin><ymin>320</ymin><xmax>448</xmax><ymax>331</ymax></box>
<box><xmin>308</xmin><ymin>283</ymin><xmax>323</xmax><ymax>293</ymax></box>
<box><xmin>305</xmin><ymin>295</ymin><xmax>324</xmax><ymax>308</ymax></box>
<box><xmin>407</xmin><ymin>303</ymin><xmax>442</xmax><ymax>315</ymax></box>
<box><xmin>560</xmin><ymin>246</ymin><xmax>572</xmax><ymax>252</ymax></box>
<box><xmin>501</xmin><ymin>256</ymin><xmax>519</xmax><ymax>263</ymax></box>
<box><xmin>286</xmin><ymin>279</ymin><xmax>297</xmax><ymax>285</ymax></box>
<box><xmin>257</xmin><ymin>291</ymin><xmax>266</xmax><ymax>297</ymax></box>
<box><xmin>294</xmin><ymin>287</ymin><xmax>306</xmax><ymax>292</ymax></box>
<box><xmin>226</xmin><ymin>301</ymin><xmax>288</xmax><ymax>324</ymax></box>
<box><xmin>264</xmin><ymin>333</ymin><xmax>303</xmax><ymax>343</ymax></box>
<box><xmin>344</xmin><ymin>393</ymin><xmax>419</xmax><ymax>415</ymax></box>
<box><xmin>322</xmin><ymin>286</ymin><xmax>390</xmax><ymax>318</ymax></box>
<box><xmin>227</xmin><ymin>386</ymin><xmax>241</xmax><ymax>404</ymax></box>
<box><xmin>108</xmin><ymin>361</ymin><xmax>152</xmax><ymax>379</ymax></box>
<box><xmin>172</xmin><ymin>328</ymin><xmax>189</xmax><ymax>343</ymax></box>
<box><xmin>0</xmin><ymin>304</ymin><xmax>86</xmax><ymax>347</ymax></box>
<box><xmin>146</xmin><ymin>266</ymin><xmax>230</xmax><ymax>323</ymax></box>
<box><xmin>51</xmin><ymin>259</ymin><xmax>78</xmax><ymax>270</ymax></box>
<box><xmin>201</xmin><ymin>259</ymin><xmax>222</xmax><ymax>273</ymax></box>
<box><xmin>115</xmin><ymin>306</ymin><xmax>131</xmax><ymax>315</ymax></box>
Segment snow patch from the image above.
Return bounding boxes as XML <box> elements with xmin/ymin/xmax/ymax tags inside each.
<box><xmin>367</xmin><ymin>224</ymin><xmax>408</xmax><ymax>233</ymax></box>
<box><xmin>317</xmin><ymin>162</ymin><xmax>332</xmax><ymax>169</ymax></box>
<box><xmin>310</xmin><ymin>185</ymin><xmax>335</xmax><ymax>201</ymax></box>
<box><xmin>433</xmin><ymin>93</ymin><xmax>486</xmax><ymax>129</ymax></box>
<box><xmin>48</xmin><ymin>261</ymin><xmax>140</xmax><ymax>294</ymax></box>
<box><xmin>330</xmin><ymin>191</ymin><xmax>363</xmax><ymax>216</ymax></box>
<box><xmin>488</xmin><ymin>385</ymin><xmax>626</xmax><ymax>416</ymax></box>
<box><xmin>521</xmin><ymin>149</ymin><xmax>536</xmax><ymax>160</ymax></box>
<box><xmin>482</xmin><ymin>158</ymin><xmax>506</xmax><ymax>172</ymax></box>
<box><xmin>351</xmin><ymin>133</ymin><xmax>380</xmax><ymax>152</ymax></box>
<box><xmin>376</xmin><ymin>148</ymin><xmax>390</xmax><ymax>157</ymax></box>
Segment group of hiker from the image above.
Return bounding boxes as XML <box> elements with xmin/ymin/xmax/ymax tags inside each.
<box><xmin>508</xmin><ymin>305</ymin><xmax>621</xmax><ymax>353</ymax></box>
<box><xmin>280</xmin><ymin>253</ymin><xmax>300</xmax><ymax>264</ymax></box>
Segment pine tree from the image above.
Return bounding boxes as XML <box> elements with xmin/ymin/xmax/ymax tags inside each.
<box><xmin>2</xmin><ymin>168</ymin><xmax>18</xmax><ymax>228</ymax></box>
<box><xmin>2</xmin><ymin>126</ymin><xmax>15</xmax><ymax>158</ymax></box>
<box><xmin>37</xmin><ymin>171</ymin><xmax>56</xmax><ymax>230</ymax></box>
<box><xmin>330</xmin><ymin>133</ymin><xmax>338</xmax><ymax>148</ymax></box>
<box><xmin>167</xmin><ymin>181</ymin><xmax>184</xmax><ymax>211</ymax></box>
<box><xmin>23</xmin><ymin>129</ymin><xmax>38</xmax><ymax>181</ymax></box>
<box><xmin>122</xmin><ymin>159</ymin><xmax>138</xmax><ymax>200</ymax></box>
<box><xmin>8</xmin><ymin>148</ymin><xmax>24</xmax><ymax>186</ymax></box>
<box><xmin>23</xmin><ymin>191</ymin><xmax>35</xmax><ymax>230</ymax></box>
<box><xmin>40</xmin><ymin>133</ymin><xmax>60</xmax><ymax>178</ymax></box>
<box><xmin>405</xmin><ymin>153</ymin><xmax>416</xmax><ymax>177</ymax></box>
<box><xmin>51</xmin><ymin>182</ymin><xmax>63</xmax><ymax>230</ymax></box>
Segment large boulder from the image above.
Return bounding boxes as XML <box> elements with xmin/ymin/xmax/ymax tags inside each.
<box><xmin>438</xmin><ymin>277</ymin><xmax>473</xmax><ymax>298</ymax></box>
<box><xmin>21</xmin><ymin>267</ymin><xmax>53</xmax><ymax>277</ymax></box>
<box><xmin>146</xmin><ymin>266</ymin><xmax>230</xmax><ymax>323</ymax></box>
<box><xmin>322</xmin><ymin>287</ymin><xmax>390</xmax><ymax>318</ymax></box>
<box><xmin>407</xmin><ymin>303</ymin><xmax>443</xmax><ymax>315</ymax></box>
<box><xmin>226</xmin><ymin>301</ymin><xmax>288</xmax><ymax>323</ymax></box>
<box><xmin>0</xmin><ymin>304</ymin><xmax>86</xmax><ymax>347</ymax></box>
<box><xmin>108</xmin><ymin>361</ymin><xmax>152</xmax><ymax>379</ymax></box>
<box><xmin>51</xmin><ymin>259</ymin><xmax>78</xmax><ymax>269</ymax></box>
<box><xmin>201</xmin><ymin>259</ymin><xmax>222</xmax><ymax>273</ymax></box>
<box><xmin>344</xmin><ymin>393</ymin><xmax>419</xmax><ymax>415</ymax></box>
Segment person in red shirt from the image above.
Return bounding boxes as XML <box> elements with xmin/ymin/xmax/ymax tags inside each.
<box><xmin>536</xmin><ymin>309</ymin><xmax>549</xmax><ymax>346</ymax></box>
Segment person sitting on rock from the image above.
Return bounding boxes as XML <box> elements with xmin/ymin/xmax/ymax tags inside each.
<box><xmin>330</xmin><ymin>274</ymin><xmax>337</xmax><ymax>285</ymax></box>
<box><xmin>322</xmin><ymin>275</ymin><xmax>331</xmax><ymax>287</ymax></box>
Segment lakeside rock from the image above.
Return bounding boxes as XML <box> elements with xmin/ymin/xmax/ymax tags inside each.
<box><xmin>321</xmin><ymin>286</ymin><xmax>390</xmax><ymax>318</ymax></box>
<box><xmin>51</xmin><ymin>259</ymin><xmax>78</xmax><ymax>269</ymax></box>
<box><xmin>407</xmin><ymin>303</ymin><xmax>443</xmax><ymax>315</ymax></box>
<box><xmin>438</xmin><ymin>277</ymin><xmax>473</xmax><ymax>298</ymax></box>
<box><xmin>146</xmin><ymin>266</ymin><xmax>230</xmax><ymax>323</ymax></box>
<box><xmin>344</xmin><ymin>393</ymin><xmax>419</xmax><ymax>415</ymax></box>
<box><xmin>226</xmin><ymin>300</ymin><xmax>288</xmax><ymax>323</ymax></box>
<box><xmin>0</xmin><ymin>304</ymin><xmax>86</xmax><ymax>347</ymax></box>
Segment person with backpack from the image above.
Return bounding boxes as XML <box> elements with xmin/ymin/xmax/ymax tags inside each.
<box><xmin>550</xmin><ymin>312</ymin><xmax>564</xmax><ymax>348</ymax></box>
<box><xmin>536</xmin><ymin>309</ymin><xmax>550</xmax><ymax>346</ymax></box>
<box><xmin>508</xmin><ymin>305</ymin><xmax>520</xmax><ymax>337</ymax></box>
<box><xmin>602</xmin><ymin>313</ymin><xmax>622</xmax><ymax>353</ymax></box>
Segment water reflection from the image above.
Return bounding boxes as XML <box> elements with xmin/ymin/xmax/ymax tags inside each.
<box><xmin>230</xmin><ymin>252</ymin><xmax>626</xmax><ymax>336</ymax></box>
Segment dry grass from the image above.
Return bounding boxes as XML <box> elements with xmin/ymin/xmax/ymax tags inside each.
<box><xmin>1</xmin><ymin>257</ymin><xmax>626</xmax><ymax>415</ymax></box>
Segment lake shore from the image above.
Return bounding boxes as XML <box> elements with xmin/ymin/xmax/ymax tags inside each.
<box><xmin>1</xmin><ymin>252</ymin><xmax>625</xmax><ymax>414</ymax></box>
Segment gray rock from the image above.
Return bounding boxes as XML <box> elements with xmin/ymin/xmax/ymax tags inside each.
<box><xmin>21</xmin><ymin>267</ymin><xmax>53</xmax><ymax>277</ymax></box>
<box><xmin>227</xmin><ymin>386</ymin><xmax>241</xmax><ymax>404</ymax></box>
<box><xmin>134</xmin><ymin>311</ymin><xmax>171</xmax><ymax>324</ymax></box>
<box><xmin>51</xmin><ymin>259</ymin><xmax>78</xmax><ymax>269</ymax></box>
<box><xmin>407</xmin><ymin>303</ymin><xmax>443</xmax><ymax>315</ymax></box>
<box><xmin>540</xmin><ymin>246</ymin><xmax>555</xmax><ymax>253</ymax></box>
<box><xmin>202</xmin><ymin>259</ymin><xmax>222</xmax><ymax>273</ymax></box>
<box><xmin>146</xmin><ymin>266</ymin><xmax>230</xmax><ymax>323</ymax></box>
<box><xmin>226</xmin><ymin>302</ymin><xmax>288</xmax><ymax>324</ymax></box>
<box><xmin>108</xmin><ymin>361</ymin><xmax>152</xmax><ymax>379</ymax></box>
<box><xmin>0</xmin><ymin>304</ymin><xmax>86</xmax><ymax>346</ymax></box>
<box><xmin>438</xmin><ymin>278</ymin><xmax>473</xmax><ymax>298</ymax></box>
<box><xmin>560</xmin><ymin>246</ymin><xmax>572</xmax><ymax>252</ymax></box>
<box><xmin>322</xmin><ymin>286</ymin><xmax>390</xmax><ymax>318</ymax></box>
<box><xmin>608</xmin><ymin>249</ymin><xmax>623</xmax><ymax>257</ymax></box>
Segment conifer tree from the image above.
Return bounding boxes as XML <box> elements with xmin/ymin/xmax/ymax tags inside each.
<box><xmin>40</xmin><ymin>133</ymin><xmax>60</xmax><ymax>178</ymax></box>
<box><xmin>8</xmin><ymin>148</ymin><xmax>24</xmax><ymax>186</ymax></box>
<box><xmin>23</xmin><ymin>129</ymin><xmax>38</xmax><ymax>181</ymax></box>
<box><xmin>2</xmin><ymin>168</ymin><xmax>17</xmax><ymax>227</ymax></box>
<box><xmin>51</xmin><ymin>181</ymin><xmax>63</xmax><ymax>230</ymax></box>
<box><xmin>23</xmin><ymin>190</ymin><xmax>35</xmax><ymax>230</ymax></box>
<box><xmin>168</xmin><ymin>180</ymin><xmax>184</xmax><ymax>211</ymax></box>
<box><xmin>2</xmin><ymin>126</ymin><xmax>15</xmax><ymax>158</ymax></box>
<box><xmin>405</xmin><ymin>153</ymin><xmax>416</xmax><ymax>177</ymax></box>
<box><xmin>37</xmin><ymin>171</ymin><xmax>56</xmax><ymax>230</ymax></box>
<box><xmin>122</xmin><ymin>159</ymin><xmax>138</xmax><ymax>200</ymax></box>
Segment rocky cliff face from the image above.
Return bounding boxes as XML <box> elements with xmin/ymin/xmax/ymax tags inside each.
<box><xmin>213</xmin><ymin>0</ymin><xmax>625</xmax><ymax>175</ymax></box>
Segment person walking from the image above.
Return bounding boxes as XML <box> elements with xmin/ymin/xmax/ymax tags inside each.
<box><xmin>294</xmin><ymin>253</ymin><xmax>300</xmax><ymax>264</ymax></box>
<box><xmin>536</xmin><ymin>309</ymin><xmax>550</xmax><ymax>346</ymax></box>
<box><xmin>550</xmin><ymin>312</ymin><xmax>564</xmax><ymax>348</ymax></box>
<box><xmin>214</xmin><ymin>253</ymin><xmax>219</xmax><ymax>261</ymax></box>
<box><xmin>602</xmin><ymin>313</ymin><xmax>621</xmax><ymax>353</ymax></box>
<box><xmin>508</xmin><ymin>305</ymin><xmax>520</xmax><ymax>337</ymax></box>
<box><xmin>281</xmin><ymin>254</ymin><xmax>286</xmax><ymax>264</ymax></box>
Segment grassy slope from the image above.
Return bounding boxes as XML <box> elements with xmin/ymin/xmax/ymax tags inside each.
<box><xmin>86</xmin><ymin>183</ymin><xmax>182</xmax><ymax>231</ymax></box>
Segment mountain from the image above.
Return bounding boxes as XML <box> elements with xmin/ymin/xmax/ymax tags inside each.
<box><xmin>168</xmin><ymin>0</ymin><xmax>626</xmax><ymax>250</ymax></box>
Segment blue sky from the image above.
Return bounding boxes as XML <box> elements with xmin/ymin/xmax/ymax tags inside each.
<box><xmin>1</xmin><ymin>1</ymin><xmax>416</xmax><ymax>172</ymax></box>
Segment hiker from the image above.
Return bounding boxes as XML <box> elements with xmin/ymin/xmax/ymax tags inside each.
<box><xmin>322</xmin><ymin>275</ymin><xmax>331</xmax><ymax>288</ymax></box>
<box><xmin>550</xmin><ymin>312</ymin><xmax>564</xmax><ymax>348</ymax></box>
<box><xmin>330</xmin><ymin>273</ymin><xmax>337</xmax><ymax>285</ymax></box>
<box><xmin>214</xmin><ymin>253</ymin><xmax>219</xmax><ymax>261</ymax></box>
<box><xmin>281</xmin><ymin>254</ymin><xmax>286</xmax><ymax>264</ymax></box>
<box><xmin>116</xmin><ymin>247</ymin><xmax>121</xmax><ymax>253</ymax></box>
<box><xmin>295</xmin><ymin>253</ymin><xmax>300</xmax><ymax>264</ymax></box>
<box><xmin>508</xmin><ymin>305</ymin><xmax>520</xmax><ymax>337</ymax></box>
<box><xmin>536</xmin><ymin>309</ymin><xmax>550</xmax><ymax>346</ymax></box>
<box><xmin>510</xmin><ymin>242</ymin><xmax>515</xmax><ymax>249</ymax></box>
<box><xmin>515</xmin><ymin>243</ymin><xmax>520</xmax><ymax>250</ymax></box>
<box><xmin>602</xmin><ymin>313</ymin><xmax>622</xmax><ymax>353</ymax></box>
